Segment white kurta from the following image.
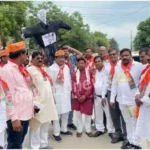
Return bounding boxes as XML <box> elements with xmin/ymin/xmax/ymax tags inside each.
<box><xmin>110</xmin><ymin>61</ymin><xmax>143</xmax><ymax>105</ymax></box>
<box><xmin>0</xmin><ymin>100</ymin><xmax>6</xmax><ymax>132</ymax></box>
<box><xmin>0</xmin><ymin>84</ymin><xmax>6</xmax><ymax>148</ymax></box>
<box><xmin>48</xmin><ymin>63</ymin><xmax>71</xmax><ymax>114</ymax></box>
<box><xmin>27</xmin><ymin>66</ymin><xmax>58</xmax><ymax>130</ymax></box>
<box><xmin>136</xmin><ymin>83</ymin><xmax>150</xmax><ymax>140</ymax></box>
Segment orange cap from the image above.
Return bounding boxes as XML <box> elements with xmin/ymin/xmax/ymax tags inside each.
<box><xmin>7</xmin><ymin>41</ymin><xmax>26</xmax><ymax>53</ymax></box>
<box><xmin>55</xmin><ymin>50</ymin><xmax>65</xmax><ymax>57</ymax></box>
<box><xmin>0</xmin><ymin>48</ymin><xmax>9</xmax><ymax>57</ymax></box>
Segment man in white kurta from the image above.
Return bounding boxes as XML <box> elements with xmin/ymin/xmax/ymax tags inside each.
<box><xmin>48</xmin><ymin>50</ymin><xmax>72</xmax><ymax>142</ymax></box>
<box><xmin>93</xmin><ymin>56</ymin><xmax>114</xmax><ymax>138</ymax></box>
<box><xmin>27</xmin><ymin>51</ymin><xmax>58</xmax><ymax>149</ymax></box>
<box><xmin>135</xmin><ymin>50</ymin><xmax>150</xmax><ymax>149</ymax></box>
<box><xmin>110</xmin><ymin>48</ymin><xmax>143</xmax><ymax>149</ymax></box>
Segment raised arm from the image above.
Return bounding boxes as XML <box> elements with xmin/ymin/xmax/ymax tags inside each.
<box><xmin>64</xmin><ymin>46</ymin><xmax>82</xmax><ymax>56</ymax></box>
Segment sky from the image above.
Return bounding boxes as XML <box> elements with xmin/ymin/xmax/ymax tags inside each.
<box><xmin>36</xmin><ymin>1</ymin><xmax>150</xmax><ymax>49</ymax></box>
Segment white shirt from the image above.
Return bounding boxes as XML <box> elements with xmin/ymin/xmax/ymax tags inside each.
<box><xmin>110</xmin><ymin>61</ymin><xmax>143</xmax><ymax>105</ymax></box>
<box><xmin>94</xmin><ymin>67</ymin><xmax>109</xmax><ymax>99</ymax></box>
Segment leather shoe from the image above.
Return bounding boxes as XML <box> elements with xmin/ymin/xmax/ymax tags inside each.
<box><xmin>76</xmin><ymin>132</ymin><xmax>82</xmax><ymax>138</ymax></box>
<box><xmin>130</xmin><ymin>144</ymin><xmax>142</xmax><ymax>149</ymax></box>
<box><xmin>108</xmin><ymin>133</ymin><xmax>114</xmax><ymax>139</ymax></box>
<box><xmin>93</xmin><ymin>131</ymin><xmax>104</xmax><ymax>137</ymax></box>
<box><xmin>86</xmin><ymin>132</ymin><xmax>93</xmax><ymax>137</ymax></box>
<box><xmin>67</xmin><ymin>124</ymin><xmax>77</xmax><ymax>130</ymax></box>
<box><xmin>121</xmin><ymin>140</ymin><xmax>132</xmax><ymax>149</ymax></box>
<box><xmin>111</xmin><ymin>136</ymin><xmax>124</xmax><ymax>144</ymax></box>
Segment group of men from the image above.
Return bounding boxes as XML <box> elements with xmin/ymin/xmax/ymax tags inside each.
<box><xmin>0</xmin><ymin>40</ymin><xmax>149</xmax><ymax>149</ymax></box>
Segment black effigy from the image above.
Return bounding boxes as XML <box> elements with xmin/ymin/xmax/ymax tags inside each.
<box><xmin>23</xmin><ymin>20</ymin><xmax>71</xmax><ymax>65</ymax></box>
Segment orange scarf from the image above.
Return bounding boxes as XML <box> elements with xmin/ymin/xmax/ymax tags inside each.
<box><xmin>138</xmin><ymin>67</ymin><xmax>150</xmax><ymax>97</ymax></box>
<box><xmin>121</xmin><ymin>60</ymin><xmax>136</xmax><ymax>90</ymax></box>
<box><xmin>140</xmin><ymin>64</ymin><xmax>150</xmax><ymax>77</ymax></box>
<box><xmin>56</xmin><ymin>65</ymin><xmax>65</xmax><ymax>85</ymax></box>
<box><xmin>33</xmin><ymin>65</ymin><xmax>53</xmax><ymax>86</ymax></box>
<box><xmin>65</xmin><ymin>60</ymin><xmax>71</xmax><ymax>69</ymax></box>
<box><xmin>9</xmin><ymin>59</ymin><xmax>38</xmax><ymax>96</ymax></box>
<box><xmin>136</xmin><ymin>67</ymin><xmax>150</xmax><ymax>118</ymax></box>
<box><xmin>33</xmin><ymin>65</ymin><xmax>56</xmax><ymax>103</ymax></box>
<box><xmin>85</xmin><ymin>57</ymin><xmax>95</xmax><ymax>68</ymax></box>
<box><xmin>106</xmin><ymin>55</ymin><xmax>110</xmax><ymax>61</ymax></box>
<box><xmin>0</xmin><ymin>77</ymin><xmax>9</xmax><ymax>100</ymax></box>
<box><xmin>109</xmin><ymin>61</ymin><xmax>118</xmax><ymax>81</ymax></box>
<box><xmin>0</xmin><ymin>63</ymin><xmax>5</xmax><ymax>68</ymax></box>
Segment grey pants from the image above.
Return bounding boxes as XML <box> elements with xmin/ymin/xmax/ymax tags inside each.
<box><xmin>107</xmin><ymin>90</ymin><xmax>127</xmax><ymax>138</ymax></box>
<box><xmin>68</xmin><ymin>97</ymin><xmax>74</xmax><ymax>125</ymax></box>
<box><xmin>44</xmin><ymin>45</ymin><xmax>56</xmax><ymax>65</ymax></box>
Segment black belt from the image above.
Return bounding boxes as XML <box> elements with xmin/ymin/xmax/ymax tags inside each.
<box><xmin>96</xmin><ymin>95</ymin><xmax>107</xmax><ymax>98</ymax></box>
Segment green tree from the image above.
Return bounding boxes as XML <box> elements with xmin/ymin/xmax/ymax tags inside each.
<box><xmin>26</xmin><ymin>2</ymin><xmax>110</xmax><ymax>51</ymax></box>
<box><xmin>109</xmin><ymin>38</ymin><xmax>119</xmax><ymax>50</ymax></box>
<box><xmin>89</xmin><ymin>32</ymin><xmax>110</xmax><ymax>52</ymax></box>
<box><xmin>134</xmin><ymin>18</ymin><xmax>150</xmax><ymax>50</ymax></box>
<box><xmin>0</xmin><ymin>1</ymin><xmax>110</xmax><ymax>52</ymax></box>
<box><xmin>0</xmin><ymin>1</ymin><xmax>33</xmax><ymax>47</ymax></box>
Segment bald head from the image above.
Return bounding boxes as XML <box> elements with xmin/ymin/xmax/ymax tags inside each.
<box><xmin>99</xmin><ymin>46</ymin><xmax>107</xmax><ymax>50</ymax></box>
<box><xmin>99</xmin><ymin>46</ymin><xmax>108</xmax><ymax>60</ymax></box>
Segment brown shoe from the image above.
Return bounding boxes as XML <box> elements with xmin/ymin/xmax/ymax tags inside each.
<box><xmin>86</xmin><ymin>132</ymin><xmax>93</xmax><ymax>137</ymax></box>
<box><xmin>76</xmin><ymin>132</ymin><xmax>82</xmax><ymax>138</ymax></box>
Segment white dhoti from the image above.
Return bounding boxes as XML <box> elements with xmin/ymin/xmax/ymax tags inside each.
<box><xmin>119</xmin><ymin>104</ymin><xmax>141</xmax><ymax>146</ymax></box>
<box><xmin>53</xmin><ymin>112</ymin><xmax>69</xmax><ymax>136</ymax></box>
<box><xmin>136</xmin><ymin>105</ymin><xmax>150</xmax><ymax>141</ymax></box>
<box><xmin>29</xmin><ymin>122</ymin><xmax>49</xmax><ymax>149</ymax></box>
<box><xmin>27</xmin><ymin>66</ymin><xmax>59</xmax><ymax>149</ymax></box>
<box><xmin>76</xmin><ymin>111</ymin><xmax>92</xmax><ymax>133</ymax></box>
<box><xmin>94</xmin><ymin>97</ymin><xmax>114</xmax><ymax>133</ymax></box>
<box><xmin>135</xmin><ymin>104</ymin><xmax>150</xmax><ymax>150</ymax></box>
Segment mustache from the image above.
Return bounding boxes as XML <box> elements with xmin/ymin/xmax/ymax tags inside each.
<box><xmin>38</xmin><ymin>61</ymin><xmax>42</xmax><ymax>63</ymax></box>
<box><xmin>123</xmin><ymin>58</ymin><xmax>129</xmax><ymax>61</ymax></box>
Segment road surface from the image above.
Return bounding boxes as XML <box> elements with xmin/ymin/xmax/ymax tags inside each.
<box><xmin>24</xmin><ymin>124</ymin><xmax>121</xmax><ymax>149</ymax></box>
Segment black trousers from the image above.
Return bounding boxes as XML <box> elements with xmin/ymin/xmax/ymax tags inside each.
<box><xmin>45</xmin><ymin>45</ymin><xmax>56</xmax><ymax>65</ymax></box>
<box><xmin>107</xmin><ymin>91</ymin><xmax>127</xmax><ymax>138</ymax></box>
<box><xmin>103</xmin><ymin>112</ymin><xmax>107</xmax><ymax>129</ymax></box>
<box><xmin>7</xmin><ymin>120</ymin><xmax>29</xmax><ymax>149</ymax></box>
<box><xmin>68</xmin><ymin>97</ymin><xmax>74</xmax><ymax>125</ymax></box>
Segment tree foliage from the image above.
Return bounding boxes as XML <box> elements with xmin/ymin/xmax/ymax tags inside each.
<box><xmin>0</xmin><ymin>1</ymin><xmax>32</xmax><ymax>47</ymax></box>
<box><xmin>109</xmin><ymin>38</ymin><xmax>119</xmax><ymax>50</ymax></box>
<box><xmin>0</xmin><ymin>1</ymin><xmax>113</xmax><ymax>52</ymax></box>
<box><xmin>134</xmin><ymin>18</ymin><xmax>150</xmax><ymax>50</ymax></box>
